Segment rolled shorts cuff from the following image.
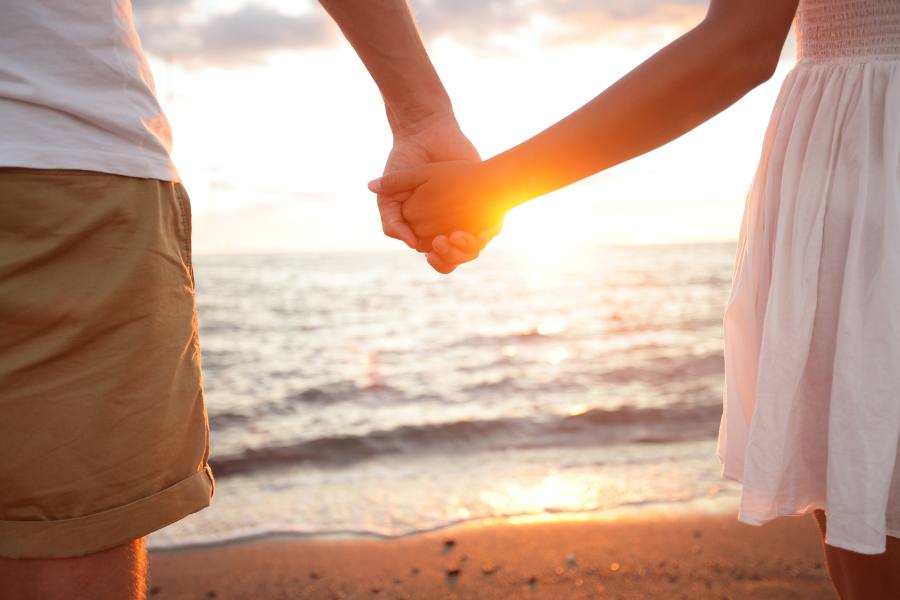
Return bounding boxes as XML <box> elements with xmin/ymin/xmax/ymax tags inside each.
<box><xmin>0</xmin><ymin>466</ymin><xmax>214</xmax><ymax>559</ymax></box>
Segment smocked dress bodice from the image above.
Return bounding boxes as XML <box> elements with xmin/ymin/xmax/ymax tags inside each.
<box><xmin>796</xmin><ymin>0</ymin><xmax>900</xmax><ymax>60</ymax></box>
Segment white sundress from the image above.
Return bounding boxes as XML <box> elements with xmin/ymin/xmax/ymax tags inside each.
<box><xmin>718</xmin><ymin>0</ymin><xmax>900</xmax><ymax>554</ymax></box>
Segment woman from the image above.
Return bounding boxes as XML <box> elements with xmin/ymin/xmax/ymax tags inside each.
<box><xmin>370</xmin><ymin>0</ymin><xmax>900</xmax><ymax>597</ymax></box>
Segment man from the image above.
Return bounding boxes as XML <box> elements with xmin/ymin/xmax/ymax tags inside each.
<box><xmin>0</xmin><ymin>1</ymin><xmax>480</xmax><ymax>597</ymax></box>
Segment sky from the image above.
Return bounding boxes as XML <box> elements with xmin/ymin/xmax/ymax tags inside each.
<box><xmin>132</xmin><ymin>0</ymin><xmax>798</xmax><ymax>254</ymax></box>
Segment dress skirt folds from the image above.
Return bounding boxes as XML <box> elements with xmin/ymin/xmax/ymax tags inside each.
<box><xmin>717</xmin><ymin>0</ymin><xmax>900</xmax><ymax>554</ymax></box>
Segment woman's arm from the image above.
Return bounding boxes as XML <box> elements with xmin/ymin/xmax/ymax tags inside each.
<box><xmin>488</xmin><ymin>0</ymin><xmax>799</xmax><ymax>205</ymax></box>
<box><xmin>372</xmin><ymin>0</ymin><xmax>799</xmax><ymax>240</ymax></box>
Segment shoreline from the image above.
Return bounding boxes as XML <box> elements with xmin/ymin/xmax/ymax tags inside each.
<box><xmin>148</xmin><ymin>493</ymin><xmax>741</xmax><ymax>554</ymax></box>
<box><xmin>149</xmin><ymin>507</ymin><xmax>833</xmax><ymax>599</ymax></box>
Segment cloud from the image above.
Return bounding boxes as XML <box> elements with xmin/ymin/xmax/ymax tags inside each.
<box><xmin>412</xmin><ymin>0</ymin><xmax>707</xmax><ymax>43</ymax></box>
<box><xmin>134</xmin><ymin>2</ymin><xmax>334</xmax><ymax>66</ymax></box>
<box><xmin>133</xmin><ymin>0</ymin><xmax>710</xmax><ymax>66</ymax></box>
<box><xmin>523</xmin><ymin>0</ymin><xmax>708</xmax><ymax>46</ymax></box>
<box><xmin>410</xmin><ymin>0</ymin><xmax>531</xmax><ymax>40</ymax></box>
<box><xmin>132</xmin><ymin>0</ymin><xmax>194</xmax><ymax>27</ymax></box>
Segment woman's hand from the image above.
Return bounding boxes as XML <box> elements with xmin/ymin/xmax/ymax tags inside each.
<box><xmin>378</xmin><ymin>114</ymin><xmax>477</xmax><ymax>249</ymax></box>
<box><xmin>369</xmin><ymin>160</ymin><xmax>508</xmax><ymax>245</ymax></box>
<box><xmin>426</xmin><ymin>226</ymin><xmax>502</xmax><ymax>274</ymax></box>
<box><xmin>378</xmin><ymin>114</ymin><xmax>497</xmax><ymax>273</ymax></box>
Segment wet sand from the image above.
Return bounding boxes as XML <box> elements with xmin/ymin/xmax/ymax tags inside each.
<box><xmin>149</xmin><ymin>511</ymin><xmax>833</xmax><ymax>599</ymax></box>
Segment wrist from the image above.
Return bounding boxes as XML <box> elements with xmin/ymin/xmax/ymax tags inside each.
<box><xmin>478</xmin><ymin>156</ymin><xmax>522</xmax><ymax>214</ymax></box>
<box><xmin>387</xmin><ymin>94</ymin><xmax>455</xmax><ymax>138</ymax></box>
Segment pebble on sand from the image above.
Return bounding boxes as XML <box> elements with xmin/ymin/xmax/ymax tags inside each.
<box><xmin>610</xmin><ymin>562</ymin><xmax>621</xmax><ymax>572</ymax></box>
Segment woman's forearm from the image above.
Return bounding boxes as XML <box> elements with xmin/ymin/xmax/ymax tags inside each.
<box><xmin>482</xmin><ymin>0</ymin><xmax>798</xmax><ymax>210</ymax></box>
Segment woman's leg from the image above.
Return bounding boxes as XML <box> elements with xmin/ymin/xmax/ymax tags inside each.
<box><xmin>814</xmin><ymin>510</ymin><xmax>900</xmax><ymax>600</ymax></box>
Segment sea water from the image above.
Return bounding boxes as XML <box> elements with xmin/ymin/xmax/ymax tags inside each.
<box><xmin>149</xmin><ymin>242</ymin><xmax>743</xmax><ymax>549</ymax></box>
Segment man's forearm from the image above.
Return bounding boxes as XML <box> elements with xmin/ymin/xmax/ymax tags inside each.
<box><xmin>319</xmin><ymin>0</ymin><xmax>453</xmax><ymax>136</ymax></box>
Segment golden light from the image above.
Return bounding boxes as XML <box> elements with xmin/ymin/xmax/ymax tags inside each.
<box><xmin>498</xmin><ymin>202</ymin><xmax>587</xmax><ymax>264</ymax></box>
<box><xmin>500</xmin><ymin>345</ymin><xmax>518</xmax><ymax>357</ymax></box>
<box><xmin>520</xmin><ymin>474</ymin><xmax>584</xmax><ymax>512</ymax></box>
<box><xmin>536</xmin><ymin>319</ymin><xmax>566</xmax><ymax>336</ymax></box>
<box><xmin>547</xmin><ymin>347</ymin><xmax>570</xmax><ymax>364</ymax></box>
<box><xmin>567</xmin><ymin>404</ymin><xmax>590</xmax><ymax>417</ymax></box>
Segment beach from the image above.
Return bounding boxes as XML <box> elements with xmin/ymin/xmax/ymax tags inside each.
<box><xmin>143</xmin><ymin>246</ymin><xmax>838</xmax><ymax>598</ymax></box>
<box><xmin>149</xmin><ymin>510</ymin><xmax>833</xmax><ymax>599</ymax></box>
<box><xmin>152</xmin><ymin>246</ymin><xmax>740</xmax><ymax>552</ymax></box>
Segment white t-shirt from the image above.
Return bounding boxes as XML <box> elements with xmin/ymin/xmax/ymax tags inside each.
<box><xmin>0</xmin><ymin>1</ymin><xmax>178</xmax><ymax>181</ymax></box>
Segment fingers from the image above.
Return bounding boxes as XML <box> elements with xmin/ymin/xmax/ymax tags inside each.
<box><xmin>446</xmin><ymin>221</ymin><xmax>502</xmax><ymax>253</ymax></box>
<box><xmin>433</xmin><ymin>235</ymin><xmax>479</xmax><ymax>265</ymax></box>
<box><xmin>377</xmin><ymin>193</ymin><xmax>418</xmax><ymax>248</ymax></box>
<box><xmin>415</xmin><ymin>237</ymin><xmax>433</xmax><ymax>253</ymax></box>
<box><xmin>368</xmin><ymin>166</ymin><xmax>430</xmax><ymax>195</ymax></box>
<box><xmin>385</xmin><ymin>219</ymin><xmax>419</xmax><ymax>249</ymax></box>
<box><xmin>448</xmin><ymin>231</ymin><xmax>479</xmax><ymax>252</ymax></box>
<box><xmin>426</xmin><ymin>251</ymin><xmax>458</xmax><ymax>275</ymax></box>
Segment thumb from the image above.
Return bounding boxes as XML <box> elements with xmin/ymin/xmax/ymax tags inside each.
<box><xmin>368</xmin><ymin>166</ymin><xmax>430</xmax><ymax>195</ymax></box>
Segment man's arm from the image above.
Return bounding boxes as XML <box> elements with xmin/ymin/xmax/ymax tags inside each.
<box><xmin>319</xmin><ymin>0</ymin><xmax>489</xmax><ymax>272</ymax></box>
<box><xmin>319</xmin><ymin>0</ymin><xmax>451</xmax><ymax>137</ymax></box>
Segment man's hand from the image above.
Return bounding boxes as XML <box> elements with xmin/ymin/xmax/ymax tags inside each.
<box><xmin>318</xmin><ymin>0</ymin><xmax>500</xmax><ymax>273</ymax></box>
<box><xmin>380</xmin><ymin>113</ymin><xmax>498</xmax><ymax>273</ymax></box>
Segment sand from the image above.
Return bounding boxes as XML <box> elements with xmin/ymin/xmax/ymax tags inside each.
<box><xmin>148</xmin><ymin>511</ymin><xmax>834</xmax><ymax>599</ymax></box>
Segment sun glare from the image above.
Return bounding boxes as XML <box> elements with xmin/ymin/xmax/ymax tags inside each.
<box><xmin>497</xmin><ymin>200</ymin><xmax>592</xmax><ymax>262</ymax></box>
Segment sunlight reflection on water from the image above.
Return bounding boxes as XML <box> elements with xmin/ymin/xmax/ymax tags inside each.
<box><xmin>148</xmin><ymin>242</ymin><xmax>740</xmax><ymax>549</ymax></box>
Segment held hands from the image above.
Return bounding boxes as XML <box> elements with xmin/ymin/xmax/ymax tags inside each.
<box><xmin>375</xmin><ymin>114</ymin><xmax>502</xmax><ymax>274</ymax></box>
<box><xmin>369</xmin><ymin>159</ymin><xmax>507</xmax><ymax>260</ymax></box>
<box><xmin>370</xmin><ymin>159</ymin><xmax>507</xmax><ymax>274</ymax></box>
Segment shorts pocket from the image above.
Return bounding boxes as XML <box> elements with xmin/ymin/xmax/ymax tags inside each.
<box><xmin>172</xmin><ymin>183</ymin><xmax>195</xmax><ymax>283</ymax></box>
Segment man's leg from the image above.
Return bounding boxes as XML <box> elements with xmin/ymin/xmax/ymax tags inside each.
<box><xmin>814</xmin><ymin>510</ymin><xmax>900</xmax><ymax>600</ymax></box>
<box><xmin>0</xmin><ymin>537</ymin><xmax>147</xmax><ymax>600</ymax></box>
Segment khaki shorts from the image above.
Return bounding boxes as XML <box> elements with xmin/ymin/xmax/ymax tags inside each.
<box><xmin>0</xmin><ymin>169</ymin><xmax>214</xmax><ymax>559</ymax></box>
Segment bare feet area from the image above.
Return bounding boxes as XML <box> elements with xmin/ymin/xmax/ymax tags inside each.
<box><xmin>149</xmin><ymin>512</ymin><xmax>833</xmax><ymax>599</ymax></box>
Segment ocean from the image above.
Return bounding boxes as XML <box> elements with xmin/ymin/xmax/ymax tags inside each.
<box><xmin>148</xmin><ymin>241</ymin><xmax>743</xmax><ymax>550</ymax></box>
